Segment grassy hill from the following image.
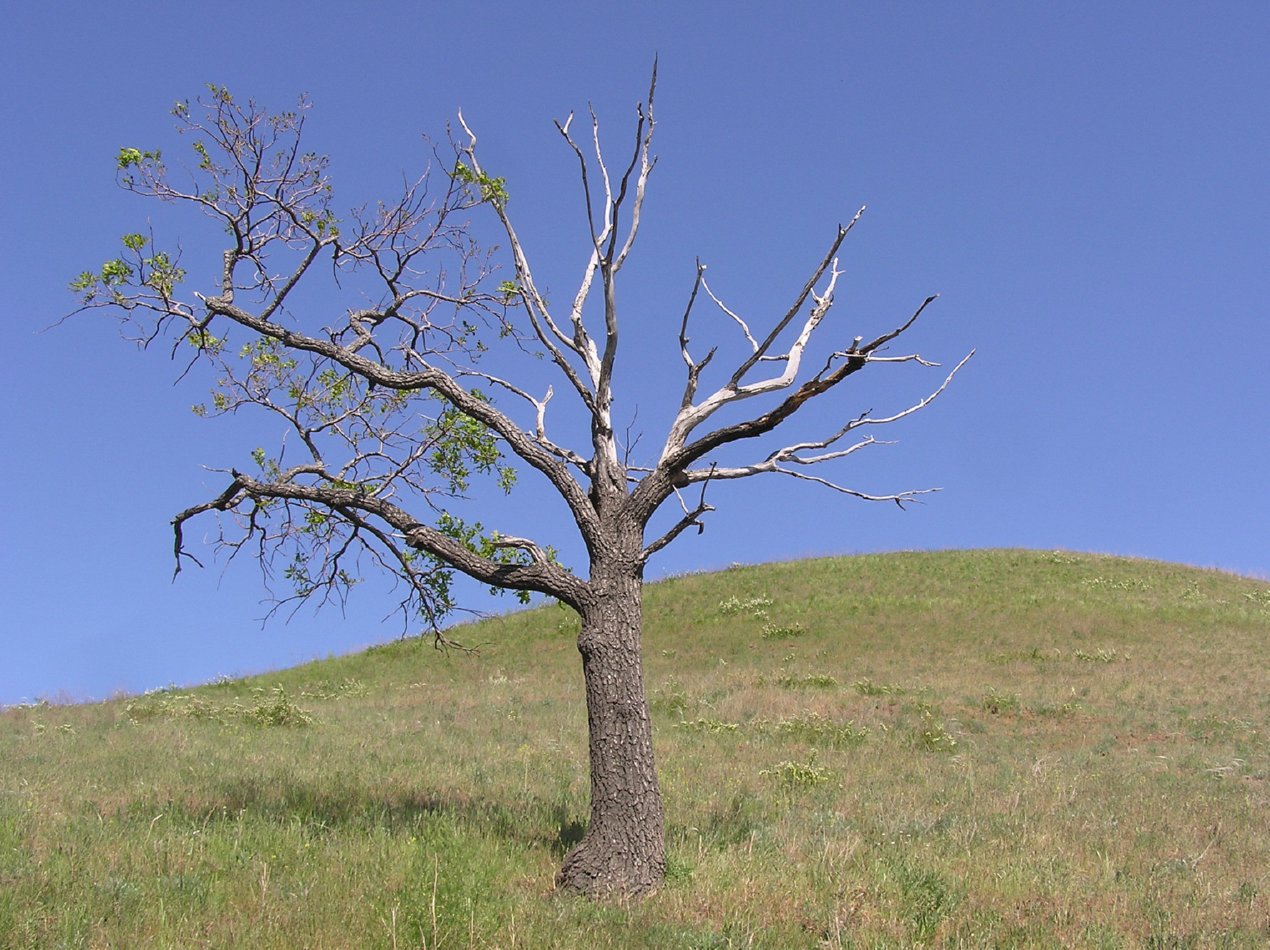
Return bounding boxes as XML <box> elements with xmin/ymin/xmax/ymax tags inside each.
<box><xmin>3</xmin><ymin>549</ymin><xmax>1268</xmax><ymax>947</ymax></box>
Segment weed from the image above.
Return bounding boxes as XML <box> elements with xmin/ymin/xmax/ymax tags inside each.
<box><xmin>1035</xmin><ymin>699</ymin><xmax>1083</xmax><ymax>717</ymax></box>
<box><xmin>300</xmin><ymin>678</ymin><xmax>368</xmax><ymax>700</ymax></box>
<box><xmin>981</xmin><ymin>688</ymin><xmax>1022</xmax><ymax>715</ymax></box>
<box><xmin>1073</xmin><ymin>648</ymin><xmax>1122</xmax><ymax>663</ymax></box>
<box><xmin>244</xmin><ymin>686</ymin><xmax>314</xmax><ymax>727</ymax></box>
<box><xmin>651</xmin><ymin>680</ymin><xmax>690</xmax><ymax>716</ymax></box>
<box><xmin>1243</xmin><ymin>588</ymin><xmax>1270</xmax><ymax>611</ymax></box>
<box><xmin>987</xmin><ymin>646</ymin><xmax>1062</xmax><ymax>665</ymax></box>
<box><xmin>854</xmin><ymin>677</ymin><xmax>906</xmax><ymax>696</ymax></box>
<box><xmin>718</xmin><ymin>594</ymin><xmax>774</xmax><ymax>620</ymax></box>
<box><xmin>759</xmin><ymin>621</ymin><xmax>805</xmax><ymax>641</ymax></box>
<box><xmin>124</xmin><ymin>685</ymin><xmax>314</xmax><ymax>727</ymax></box>
<box><xmin>761</xmin><ymin>753</ymin><xmax>835</xmax><ymax>789</ymax></box>
<box><xmin>124</xmin><ymin>692</ymin><xmax>223</xmax><ymax>722</ymax></box>
<box><xmin>777</xmin><ymin>673</ymin><xmax>838</xmax><ymax>690</ymax></box>
<box><xmin>1082</xmin><ymin>576</ymin><xmax>1152</xmax><ymax>592</ymax></box>
<box><xmin>676</xmin><ymin>717</ymin><xmax>740</xmax><ymax>735</ymax></box>
<box><xmin>762</xmin><ymin>713</ymin><xmax>868</xmax><ymax>747</ymax></box>
<box><xmin>1045</xmin><ymin>551</ymin><xmax>1083</xmax><ymax>565</ymax></box>
<box><xmin>914</xmin><ymin>705</ymin><xmax>958</xmax><ymax>753</ymax></box>
<box><xmin>888</xmin><ymin>858</ymin><xmax>958</xmax><ymax>942</ymax></box>
<box><xmin>663</xmin><ymin>855</ymin><xmax>695</xmax><ymax>885</ymax></box>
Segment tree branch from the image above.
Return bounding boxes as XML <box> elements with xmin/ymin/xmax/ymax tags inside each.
<box><xmin>641</xmin><ymin>465</ymin><xmax>715</xmax><ymax>561</ymax></box>
<box><xmin>174</xmin><ymin>467</ymin><xmax>586</xmax><ymax>609</ymax></box>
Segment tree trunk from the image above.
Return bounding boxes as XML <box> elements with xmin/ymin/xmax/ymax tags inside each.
<box><xmin>555</xmin><ymin>560</ymin><xmax>666</xmax><ymax>897</ymax></box>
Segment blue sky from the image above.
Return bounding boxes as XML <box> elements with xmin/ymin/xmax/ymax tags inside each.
<box><xmin>3</xmin><ymin>2</ymin><xmax>1266</xmax><ymax>706</ymax></box>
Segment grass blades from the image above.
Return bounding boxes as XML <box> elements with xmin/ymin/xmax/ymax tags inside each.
<box><xmin>3</xmin><ymin>549</ymin><xmax>1269</xmax><ymax>946</ymax></box>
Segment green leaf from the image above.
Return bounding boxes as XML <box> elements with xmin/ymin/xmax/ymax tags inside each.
<box><xmin>116</xmin><ymin>147</ymin><xmax>161</xmax><ymax>170</ymax></box>
<box><xmin>100</xmin><ymin>259</ymin><xmax>133</xmax><ymax>286</ymax></box>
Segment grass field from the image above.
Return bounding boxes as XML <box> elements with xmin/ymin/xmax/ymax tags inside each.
<box><xmin>3</xmin><ymin>549</ymin><xmax>1268</xmax><ymax>948</ymax></box>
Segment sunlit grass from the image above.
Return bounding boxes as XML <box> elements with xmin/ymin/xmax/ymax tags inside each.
<box><xmin>3</xmin><ymin>549</ymin><xmax>1269</xmax><ymax>946</ymax></box>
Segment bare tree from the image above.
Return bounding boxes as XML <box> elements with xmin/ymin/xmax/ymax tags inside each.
<box><xmin>71</xmin><ymin>72</ymin><xmax>971</xmax><ymax>897</ymax></box>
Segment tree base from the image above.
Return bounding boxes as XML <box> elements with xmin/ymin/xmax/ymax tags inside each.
<box><xmin>555</xmin><ymin>831</ymin><xmax>665</xmax><ymax>899</ymax></box>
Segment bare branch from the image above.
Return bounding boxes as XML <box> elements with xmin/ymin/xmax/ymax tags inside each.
<box><xmin>729</xmin><ymin>206</ymin><xmax>863</xmax><ymax>387</ymax></box>
<box><xmin>676</xmin><ymin>260</ymin><xmax>717</xmax><ymax>412</ymax></box>
<box><xmin>701</xmin><ymin>275</ymin><xmax>759</xmax><ymax>353</ymax></box>
<box><xmin>774</xmin><ymin>470</ymin><xmax>940</xmax><ymax>508</ymax></box>
<box><xmin>194</xmin><ymin>292</ymin><xmax>603</xmax><ymax>549</ymax></box>
<box><xmin>456</xmin><ymin>111</ymin><xmax>599</xmax><ymax>409</ymax></box>
<box><xmin>657</xmin><ymin>228</ymin><xmax>854</xmax><ymax>467</ymax></box>
<box><xmin>650</xmin><ymin>348</ymin><xmax>974</xmax><ymax>535</ymax></box>
<box><xmin>641</xmin><ymin>465</ymin><xmax>715</xmax><ymax>561</ymax></box>
<box><xmin>859</xmin><ymin>293</ymin><xmax>939</xmax><ymax>355</ymax></box>
<box><xmin>611</xmin><ymin>62</ymin><xmax>658</xmax><ymax>273</ymax></box>
<box><xmin>179</xmin><ymin>466</ymin><xmax>585</xmax><ymax>607</ymax></box>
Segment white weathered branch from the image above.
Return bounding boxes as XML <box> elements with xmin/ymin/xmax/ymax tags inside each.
<box><xmin>456</xmin><ymin>111</ymin><xmax>599</xmax><ymax>408</ymax></box>
<box><xmin>658</xmin><ymin>228</ymin><xmax>853</xmax><ymax>466</ymax></box>
<box><xmin>671</xmin><ymin>348</ymin><xmax>973</xmax><ymax>490</ymax></box>
<box><xmin>701</xmin><ymin>275</ymin><xmax>759</xmax><ymax>353</ymax></box>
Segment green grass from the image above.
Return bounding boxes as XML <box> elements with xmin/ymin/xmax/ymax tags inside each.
<box><xmin>3</xmin><ymin>549</ymin><xmax>1269</xmax><ymax>947</ymax></box>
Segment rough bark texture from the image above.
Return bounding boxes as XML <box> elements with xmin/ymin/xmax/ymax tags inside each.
<box><xmin>556</xmin><ymin>557</ymin><xmax>666</xmax><ymax>897</ymax></box>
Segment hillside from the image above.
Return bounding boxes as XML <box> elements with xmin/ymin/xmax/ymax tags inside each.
<box><xmin>3</xmin><ymin>549</ymin><xmax>1268</xmax><ymax>947</ymax></box>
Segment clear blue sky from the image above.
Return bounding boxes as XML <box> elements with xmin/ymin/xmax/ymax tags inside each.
<box><xmin>3</xmin><ymin>2</ymin><xmax>1266</xmax><ymax>706</ymax></box>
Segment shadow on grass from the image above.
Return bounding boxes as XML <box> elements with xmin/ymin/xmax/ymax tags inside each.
<box><xmin>194</xmin><ymin>774</ymin><xmax>587</xmax><ymax>856</ymax></box>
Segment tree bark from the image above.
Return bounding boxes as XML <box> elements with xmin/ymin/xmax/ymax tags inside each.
<box><xmin>556</xmin><ymin>558</ymin><xmax>666</xmax><ymax>897</ymax></box>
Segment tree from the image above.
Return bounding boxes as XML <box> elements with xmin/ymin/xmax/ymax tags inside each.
<box><xmin>71</xmin><ymin>71</ymin><xmax>971</xmax><ymax>898</ymax></box>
